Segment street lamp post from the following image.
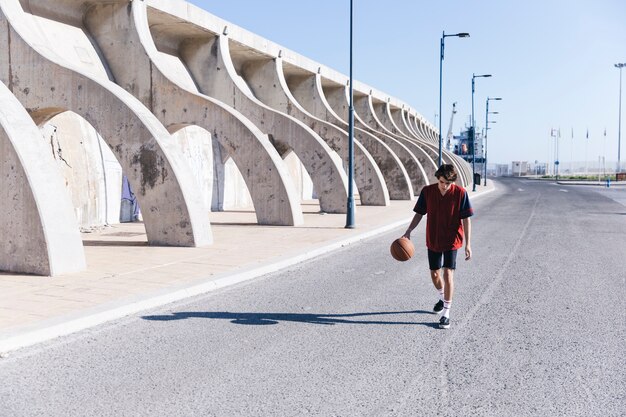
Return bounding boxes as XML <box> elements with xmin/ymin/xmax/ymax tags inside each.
<box><xmin>484</xmin><ymin>97</ymin><xmax>501</xmax><ymax>185</ymax></box>
<box><xmin>438</xmin><ymin>31</ymin><xmax>469</xmax><ymax>167</ymax></box>
<box><xmin>483</xmin><ymin>119</ymin><xmax>497</xmax><ymax>185</ymax></box>
<box><xmin>346</xmin><ymin>0</ymin><xmax>355</xmax><ymax>228</ymax></box>
<box><xmin>471</xmin><ymin>73</ymin><xmax>492</xmax><ymax>191</ymax></box>
<box><xmin>616</xmin><ymin>63</ymin><xmax>625</xmax><ymax>173</ymax></box>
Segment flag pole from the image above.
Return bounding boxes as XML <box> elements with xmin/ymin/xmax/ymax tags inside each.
<box><xmin>585</xmin><ymin>129</ymin><xmax>589</xmax><ymax>176</ymax></box>
<box><xmin>570</xmin><ymin>128</ymin><xmax>574</xmax><ymax>175</ymax></box>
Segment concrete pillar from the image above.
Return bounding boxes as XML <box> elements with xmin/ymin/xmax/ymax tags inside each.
<box><xmin>0</xmin><ymin>0</ymin><xmax>212</xmax><ymax>247</ymax></box>
<box><xmin>414</xmin><ymin>110</ymin><xmax>470</xmax><ymax>187</ymax></box>
<box><xmin>327</xmin><ymin>86</ymin><xmax>436</xmax><ymax>190</ymax></box>
<box><xmin>389</xmin><ymin>105</ymin><xmax>417</xmax><ymax>140</ymax></box>
<box><xmin>365</xmin><ymin>95</ymin><xmax>469</xmax><ymax>187</ymax></box>
<box><xmin>84</xmin><ymin>1</ymin><xmax>303</xmax><ymax>226</ymax></box>
<box><xmin>181</xmin><ymin>34</ymin><xmax>350</xmax><ymax>213</ymax></box>
<box><xmin>348</xmin><ymin>93</ymin><xmax>436</xmax><ymax>185</ymax></box>
<box><xmin>290</xmin><ymin>73</ymin><xmax>421</xmax><ymax>197</ymax></box>
<box><xmin>0</xmin><ymin>81</ymin><xmax>86</xmax><ymax>276</ymax></box>
<box><xmin>245</xmin><ymin>58</ymin><xmax>393</xmax><ymax>205</ymax></box>
<box><xmin>372</xmin><ymin>99</ymin><xmax>409</xmax><ymax>140</ymax></box>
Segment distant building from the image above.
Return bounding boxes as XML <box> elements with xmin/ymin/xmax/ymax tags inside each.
<box><xmin>512</xmin><ymin>161</ymin><xmax>529</xmax><ymax>176</ymax></box>
<box><xmin>495</xmin><ymin>164</ymin><xmax>509</xmax><ymax>176</ymax></box>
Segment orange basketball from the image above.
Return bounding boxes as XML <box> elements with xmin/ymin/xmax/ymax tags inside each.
<box><xmin>390</xmin><ymin>237</ymin><xmax>414</xmax><ymax>262</ymax></box>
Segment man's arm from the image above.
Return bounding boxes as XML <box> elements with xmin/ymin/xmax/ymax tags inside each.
<box><xmin>402</xmin><ymin>213</ymin><xmax>423</xmax><ymax>239</ymax></box>
<box><xmin>462</xmin><ymin>217</ymin><xmax>472</xmax><ymax>260</ymax></box>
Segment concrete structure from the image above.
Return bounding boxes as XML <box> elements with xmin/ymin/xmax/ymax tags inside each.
<box><xmin>0</xmin><ymin>0</ymin><xmax>472</xmax><ymax>276</ymax></box>
<box><xmin>512</xmin><ymin>161</ymin><xmax>529</xmax><ymax>176</ymax></box>
<box><xmin>495</xmin><ymin>164</ymin><xmax>510</xmax><ymax>177</ymax></box>
<box><xmin>0</xmin><ymin>81</ymin><xmax>85</xmax><ymax>275</ymax></box>
<box><xmin>0</xmin><ymin>0</ymin><xmax>212</xmax><ymax>250</ymax></box>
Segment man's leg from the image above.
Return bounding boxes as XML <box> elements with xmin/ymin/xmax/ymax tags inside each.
<box><xmin>427</xmin><ymin>250</ymin><xmax>445</xmax><ymax>313</ymax></box>
<box><xmin>430</xmin><ymin>269</ymin><xmax>445</xmax><ymax>313</ymax></box>
<box><xmin>442</xmin><ymin>267</ymin><xmax>454</xmax><ymax>314</ymax></box>
<box><xmin>439</xmin><ymin>250</ymin><xmax>458</xmax><ymax>329</ymax></box>
<box><xmin>430</xmin><ymin>269</ymin><xmax>443</xmax><ymax>291</ymax></box>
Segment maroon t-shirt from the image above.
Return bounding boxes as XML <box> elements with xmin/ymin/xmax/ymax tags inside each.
<box><xmin>413</xmin><ymin>183</ymin><xmax>473</xmax><ymax>252</ymax></box>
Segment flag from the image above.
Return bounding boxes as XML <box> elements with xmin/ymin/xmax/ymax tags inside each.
<box><xmin>586</xmin><ymin>129</ymin><xmax>589</xmax><ymax>139</ymax></box>
<box><xmin>571</xmin><ymin>128</ymin><xmax>574</xmax><ymax>139</ymax></box>
<box><xmin>604</xmin><ymin>128</ymin><xmax>607</xmax><ymax>137</ymax></box>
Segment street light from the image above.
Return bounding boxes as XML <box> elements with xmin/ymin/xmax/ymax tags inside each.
<box><xmin>438</xmin><ymin>31</ymin><xmax>470</xmax><ymax>167</ymax></box>
<box><xmin>616</xmin><ymin>63</ymin><xmax>625</xmax><ymax>173</ymax></box>
<box><xmin>471</xmin><ymin>73</ymin><xmax>492</xmax><ymax>191</ymax></box>
<box><xmin>346</xmin><ymin>0</ymin><xmax>355</xmax><ymax>228</ymax></box>
<box><xmin>484</xmin><ymin>97</ymin><xmax>502</xmax><ymax>185</ymax></box>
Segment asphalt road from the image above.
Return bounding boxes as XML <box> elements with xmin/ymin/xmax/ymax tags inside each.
<box><xmin>1</xmin><ymin>178</ymin><xmax>624</xmax><ymax>417</ymax></box>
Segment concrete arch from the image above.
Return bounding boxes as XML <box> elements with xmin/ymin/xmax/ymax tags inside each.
<box><xmin>83</xmin><ymin>1</ymin><xmax>303</xmax><ymax>226</ymax></box>
<box><xmin>420</xmin><ymin>118</ymin><xmax>435</xmax><ymax>142</ymax></box>
<box><xmin>289</xmin><ymin>73</ymin><xmax>419</xmax><ymax>199</ymax></box>
<box><xmin>416</xmin><ymin>117</ymin><xmax>431</xmax><ymax>142</ymax></box>
<box><xmin>247</xmin><ymin>58</ymin><xmax>394</xmax><ymax>204</ymax></box>
<box><xmin>351</xmin><ymin>93</ymin><xmax>437</xmax><ymax>182</ymax></box>
<box><xmin>358</xmin><ymin>95</ymin><xmax>397</xmax><ymax>139</ymax></box>
<box><xmin>372</xmin><ymin>97</ymin><xmax>463</xmax><ymax>185</ymax></box>
<box><xmin>360</xmin><ymin>94</ymin><xmax>469</xmax><ymax>187</ymax></box>
<box><xmin>175</xmin><ymin>33</ymin><xmax>349</xmax><ymax>213</ymax></box>
<box><xmin>414</xmin><ymin>116</ymin><xmax>433</xmax><ymax>143</ymax></box>
<box><xmin>143</xmin><ymin>1</ymin><xmax>468</xmax><ymax>191</ymax></box>
<box><xmin>388</xmin><ymin>105</ymin><xmax>413</xmax><ymax>139</ymax></box>
<box><xmin>409</xmin><ymin>114</ymin><xmax>425</xmax><ymax>140</ymax></box>
<box><xmin>372</xmin><ymin>100</ymin><xmax>410</xmax><ymax>140</ymax></box>
<box><xmin>450</xmin><ymin>152</ymin><xmax>472</xmax><ymax>186</ymax></box>
<box><xmin>410</xmin><ymin>110</ymin><xmax>470</xmax><ymax>186</ymax></box>
<box><xmin>428</xmin><ymin>122</ymin><xmax>439</xmax><ymax>143</ymax></box>
<box><xmin>406</xmin><ymin>112</ymin><xmax>426</xmax><ymax>142</ymax></box>
<box><xmin>0</xmin><ymin>0</ymin><xmax>211</xmax><ymax>247</ymax></box>
<box><xmin>324</xmin><ymin>85</ymin><xmax>436</xmax><ymax>190</ymax></box>
<box><xmin>411</xmin><ymin>110</ymin><xmax>471</xmax><ymax>186</ymax></box>
<box><xmin>0</xmin><ymin>81</ymin><xmax>85</xmax><ymax>276</ymax></box>
<box><xmin>393</xmin><ymin>106</ymin><xmax>419</xmax><ymax>140</ymax></box>
<box><xmin>385</xmin><ymin>104</ymin><xmax>449</xmax><ymax>179</ymax></box>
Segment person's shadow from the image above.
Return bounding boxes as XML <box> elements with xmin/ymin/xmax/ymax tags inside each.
<box><xmin>142</xmin><ymin>309</ymin><xmax>439</xmax><ymax>328</ymax></box>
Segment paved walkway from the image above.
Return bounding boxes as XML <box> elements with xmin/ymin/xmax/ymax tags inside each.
<box><xmin>0</xmin><ymin>184</ymin><xmax>495</xmax><ymax>353</ymax></box>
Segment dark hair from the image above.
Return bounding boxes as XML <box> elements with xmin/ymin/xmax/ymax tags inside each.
<box><xmin>435</xmin><ymin>164</ymin><xmax>457</xmax><ymax>182</ymax></box>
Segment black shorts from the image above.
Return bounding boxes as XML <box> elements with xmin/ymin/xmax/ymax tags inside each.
<box><xmin>427</xmin><ymin>249</ymin><xmax>458</xmax><ymax>270</ymax></box>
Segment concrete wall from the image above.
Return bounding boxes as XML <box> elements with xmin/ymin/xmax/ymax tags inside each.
<box><xmin>0</xmin><ymin>0</ymin><xmax>472</xmax><ymax>276</ymax></box>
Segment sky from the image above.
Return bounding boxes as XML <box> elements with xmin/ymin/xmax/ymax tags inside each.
<box><xmin>187</xmin><ymin>0</ymin><xmax>626</xmax><ymax>167</ymax></box>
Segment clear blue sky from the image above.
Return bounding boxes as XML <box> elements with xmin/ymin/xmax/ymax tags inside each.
<box><xmin>188</xmin><ymin>0</ymin><xmax>626</xmax><ymax>166</ymax></box>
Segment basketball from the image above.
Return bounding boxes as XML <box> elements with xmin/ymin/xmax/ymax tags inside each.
<box><xmin>390</xmin><ymin>237</ymin><xmax>414</xmax><ymax>261</ymax></box>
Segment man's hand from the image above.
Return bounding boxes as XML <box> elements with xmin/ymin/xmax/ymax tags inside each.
<box><xmin>465</xmin><ymin>245</ymin><xmax>472</xmax><ymax>260</ymax></box>
<box><xmin>402</xmin><ymin>231</ymin><xmax>411</xmax><ymax>239</ymax></box>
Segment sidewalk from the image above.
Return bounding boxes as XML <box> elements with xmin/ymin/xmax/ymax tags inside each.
<box><xmin>0</xmin><ymin>183</ymin><xmax>495</xmax><ymax>353</ymax></box>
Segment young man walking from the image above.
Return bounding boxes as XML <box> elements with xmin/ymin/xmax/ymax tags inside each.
<box><xmin>402</xmin><ymin>164</ymin><xmax>473</xmax><ymax>329</ymax></box>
